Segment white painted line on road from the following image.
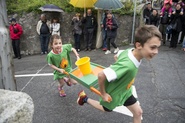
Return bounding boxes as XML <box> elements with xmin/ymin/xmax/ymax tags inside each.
<box><xmin>20</xmin><ymin>64</ymin><xmax>48</xmax><ymax>92</ymax></box>
<box><xmin>113</xmin><ymin>86</ymin><xmax>143</xmax><ymax>120</ymax></box>
<box><xmin>15</xmin><ymin>73</ymin><xmax>53</xmax><ymax>77</ymax></box>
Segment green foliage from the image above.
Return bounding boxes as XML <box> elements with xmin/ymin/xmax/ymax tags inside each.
<box><xmin>6</xmin><ymin>0</ymin><xmax>138</xmax><ymax>15</ymax></box>
<box><xmin>113</xmin><ymin>0</ymin><xmax>134</xmax><ymax>15</ymax></box>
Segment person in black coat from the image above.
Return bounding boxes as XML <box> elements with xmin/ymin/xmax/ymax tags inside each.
<box><xmin>81</xmin><ymin>9</ymin><xmax>97</xmax><ymax>51</ymax></box>
<box><xmin>149</xmin><ymin>9</ymin><xmax>160</xmax><ymax>27</ymax></box>
<box><xmin>178</xmin><ymin>1</ymin><xmax>185</xmax><ymax>44</ymax></box>
<box><xmin>143</xmin><ymin>2</ymin><xmax>153</xmax><ymax>24</ymax></box>
<box><xmin>104</xmin><ymin>11</ymin><xmax>119</xmax><ymax>55</ymax></box>
<box><xmin>170</xmin><ymin>3</ymin><xmax>183</xmax><ymax>48</ymax></box>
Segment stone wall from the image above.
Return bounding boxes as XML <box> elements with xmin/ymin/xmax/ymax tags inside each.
<box><xmin>8</xmin><ymin>12</ymin><xmax>140</xmax><ymax>55</ymax></box>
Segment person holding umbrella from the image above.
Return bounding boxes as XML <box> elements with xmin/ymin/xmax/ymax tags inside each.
<box><xmin>82</xmin><ymin>9</ymin><xmax>97</xmax><ymax>51</ymax></box>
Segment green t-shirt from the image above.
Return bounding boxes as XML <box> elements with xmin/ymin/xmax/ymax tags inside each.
<box><xmin>46</xmin><ymin>44</ymin><xmax>72</xmax><ymax>80</ymax></box>
<box><xmin>100</xmin><ymin>48</ymin><xmax>141</xmax><ymax>110</ymax></box>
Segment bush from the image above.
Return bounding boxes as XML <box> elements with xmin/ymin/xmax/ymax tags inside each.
<box><xmin>6</xmin><ymin>0</ymin><xmax>138</xmax><ymax>15</ymax></box>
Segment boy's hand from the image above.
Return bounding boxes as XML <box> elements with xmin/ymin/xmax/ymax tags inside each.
<box><xmin>101</xmin><ymin>93</ymin><xmax>112</xmax><ymax>103</ymax></box>
<box><xmin>77</xmin><ymin>55</ymin><xmax>80</xmax><ymax>60</ymax></box>
<box><xmin>59</xmin><ymin>69</ymin><xmax>65</xmax><ymax>74</ymax></box>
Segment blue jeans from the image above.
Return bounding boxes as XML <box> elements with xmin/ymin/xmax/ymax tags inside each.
<box><xmin>182</xmin><ymin>37</ymin><xmax>185</xmax><ymax>48</ymax></box>
<box><xmin>40</xmin><ymin>34</ymin><xmax>50</xmax><ymax>53</ymax></box>
<box><xmin>102</xmin><ymin>29</ymin><xmax>107</xmax><ymax>48</ymax></box>
<box><xmin>74</xmin><ymin>34</ymin><xmax>81</xmax><ymax>49</ymax></box>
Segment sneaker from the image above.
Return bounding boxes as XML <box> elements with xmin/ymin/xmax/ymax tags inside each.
<box><xmin>114</xmin><ymin>47</ymin><xmax>119</xmax><ymax>54</ymax></box>
<box><xmin>77</xmin><ymin>49</ymin><xmax>80</xmax><ymax>52</ymax></box>
<box><xmin>77</xmin><ymin>90</ymin><xmax>87</xmax><ymax>106</ymax></box>
<box><xmin>41</xmin><ymin>52</ymin><xmax>44</xmax><ymax>55</ymax></box>
<box><xmin>59</xmin><ymin>89</ymin><xmax>66</xmax><ymax>97</ymax></box>
<box><xmin>105</xmin><ymin>50</ymin><xmax>111</xmax><ymax>55</ymax></box>
<box><xmin>45</xmin><ymin>51</ymin><xmax>48</xmax><ymax>54</ymax></box>
<box><xmin>102</xmin><ymin>48</ymin><xmax>107</xmax><ymax>51</ymax></box>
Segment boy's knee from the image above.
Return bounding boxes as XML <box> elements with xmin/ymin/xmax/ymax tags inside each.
<box><xmin>134</xmin><ymin>108</ymin><xmax>143</xmax><ymax>118</ymax></box>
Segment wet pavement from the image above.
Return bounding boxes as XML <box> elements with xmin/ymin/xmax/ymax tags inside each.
<box><xmin>14</xmin><ymin>44</ymin><xmax>185</xmax><ymax>123</ymax></box>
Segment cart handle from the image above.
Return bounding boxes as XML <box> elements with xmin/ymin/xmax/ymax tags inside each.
<box><xmin>63</xmin><ymin>71</ymin><xmax>69</xmax><ymax>75</ymax></box>
<box><xmin>90</xmin><ymin>87</ymin><xmax>112</xmax><ymax>102</ymax></box>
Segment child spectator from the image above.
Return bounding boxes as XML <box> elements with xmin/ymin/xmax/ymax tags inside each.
<box><xmin>77</xmin><ymin>25</ymin><xmax>162</xmax><ymax>123</ymax></box>
<box><xmin>160</xmin><ymin>2</ymin><xmax>173</xmax><ymax>17</ymax></box>
<box><xmin>47</xmin><ymin>34</ymin><xmax>79</xmax><ymax>97</ymax></box>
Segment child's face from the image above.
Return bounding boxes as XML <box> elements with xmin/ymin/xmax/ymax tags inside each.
<box><xmin>138</xmin><ymin>37</ymin><xmax>161</xmax><ymax>60</ymax></box>
<box><xmin>52</xmin><ymin>39</ymin><xmax>62</xmax><ymax>53</ymax></box>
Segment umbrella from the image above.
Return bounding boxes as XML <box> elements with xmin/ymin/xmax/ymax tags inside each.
<box><xmin>69</xmin><ymin>0</ymin><xmax>97</xmax><ymax>8</ymax></box>
<box><xmin>39</xmin><ymin>4</ymin><xmax>64</xmax><ymax>12</ymax></box>
<box><xmin>94</xmin><ymin>0</ymin><xmax>123</xmax><ymax>10</ymax></box>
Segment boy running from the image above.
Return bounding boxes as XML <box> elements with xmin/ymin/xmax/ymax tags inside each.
<box><xmin>77</xmin><ymin>25</ymin><xmax>162</xmax><ymax>123</ymax></box>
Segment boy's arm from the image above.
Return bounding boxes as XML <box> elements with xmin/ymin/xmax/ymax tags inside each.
<box><xmin>49</xmin><ymin>64</ymin><xmax>65</xmax><ymax>74</ymax></box>
<box><xmin>98</xmin><ymin>72</ymin><xmax>112</xmax><ymax>103</ymax></box>
<box><xmin>71</xmin><ymin>48</ymin><xmax>80</xmax><ymax>60</ymax></box>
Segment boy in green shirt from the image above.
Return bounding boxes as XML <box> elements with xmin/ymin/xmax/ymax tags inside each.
<box><xmin>77</xmin><ymin>25</ymin><xmax>162</xmax><ymax>123</ymax></box>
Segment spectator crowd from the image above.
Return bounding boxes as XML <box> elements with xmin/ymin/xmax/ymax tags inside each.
<box><xmin>143</xmin><ymin>0</ymin><xmax>185</xmax><ymax>51</ymax></box>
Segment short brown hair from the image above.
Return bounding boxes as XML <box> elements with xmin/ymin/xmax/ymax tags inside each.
<box><xmin>49</xmin><ymin>34</ymin><xmax>62</xmax><ymax>49</ymax></box>
<box><xmin>134</xmin><ymin>25</ymin><xmax>162</xmax><ymax>47</ymax></box>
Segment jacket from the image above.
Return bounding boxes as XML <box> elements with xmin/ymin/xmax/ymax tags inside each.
<box><xmin>36</xmin><ymin>20</ymin><xmax>50</xmax><ymax>35</ymax></box>
<box><xmin>50</xmin><ymin>23</ymin><xmax>60</xmax><ymax>35</ymax></box>
<box><xmin>106</xmin><ymin>17</ymin><xmax>118</xmax><ymax>38</ymax></box>
<box><xmin>170</xmin><ymin>10</ymin><xmax>182</xmax><ymax>32</ymax></box>
<box><xmin>71</xmin><ymin>18</ymin><xmax>82</xmax><ymax>35</ymax></box>
<box><xmin>9</xmin><ymin>23</ymin><xmax>23</xmax><ymax>40</ymax></box>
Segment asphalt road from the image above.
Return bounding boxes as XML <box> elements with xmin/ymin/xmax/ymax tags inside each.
<box><xmin>14</xmin><ymin>44</ymin><xmax>185</xmax><ymax>123</ymax></box>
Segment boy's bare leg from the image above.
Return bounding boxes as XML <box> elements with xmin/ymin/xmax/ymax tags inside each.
<box><xmin>69</xmin><ymin>78</ymin><xmax>78</xmax><ymax>85</ymax></box>
<box><xmin>87</xmin><ymin>98</ymin><xmax>105</xmax><ymax>112</ymax></box>
<box><xmin>127</xmin><ymin>102</ymin><xmax>143</xmax><ymax>123</ymax></box>
<box><xmin>58</xmin><ymin>79</ymin><xmax>65</xmax><ymax>87</ymax></box>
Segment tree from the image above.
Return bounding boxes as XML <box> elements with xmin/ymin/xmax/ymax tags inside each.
<box><xmin>0</xmin><ymin>0</ymin><xmax>17</xmax><ymax>91</ymax></box>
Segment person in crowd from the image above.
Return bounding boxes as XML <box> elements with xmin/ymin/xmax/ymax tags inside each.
<box><xmin>47</xmin><ymin>34</ymin><xmax>79</xmax><ymax>97</ymax></box>
<box><xmin>81</xmin><ymin>9</ymin><xmax>97</xmax><ymax>51</ymax></box>
<box><xmin>9</xmin><ymin>18</ymin><xmax>23</xmax><ymax>59</ymax></box>
<box><xmin>160</xmin><ymin>2</ymin><xmax>173</xmax><ymax>17</ymax></box>
<box><xmin>50</xmin><ymin>18</ymin><xmax>60</xmax><ymax>36</ymax></box>
<box><xmin>36</xmin><ymin>14</ymin><xmax>51</xmax><ymax>55</ymax></box>
<box><xmin>77</xmin><ymin>25</ymin><xmax>162</xmax><ymax>123</ymax></box>
<box><xmin>149</xmin><ymin>9</ymin><xmax>160</xmax><ymax>27</ymax></box>
<box><xmin>179</xmin><ymin>4</ymin><xmax>185</xmax><ymax>44</ymax></box>
<box><xmin>101</xmin><ymin>10</ymin><xmax>109</xmax><ymax>51</ymax></box>
<box><xmin>71</xmin><ymin>13</ymin><xmax>82</xmax><ymax>52</ymax></box>
<box><xmin>159</xmin><ymin>2</ymin><xmax>171</xmax><ymax>45</ymax></box>
<box><xmin>143</xmin><ymin>2</ymin><xmax>153</xmax><ymax>24</ymax></box>
<box><xmin>104</xmin><ymin>11</ymin><xmax>119</xmax><ymax>55</ymax></box>
<box><xmin>169</xmin><ymin>3</ymin><xmax>183</xmax><ymax>48</ymax></box>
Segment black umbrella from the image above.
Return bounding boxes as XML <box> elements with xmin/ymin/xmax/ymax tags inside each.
<box><xmin>39</xmin><ymin>4</ymin><xmax>64</xmax><ymax>12</ymax></box>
